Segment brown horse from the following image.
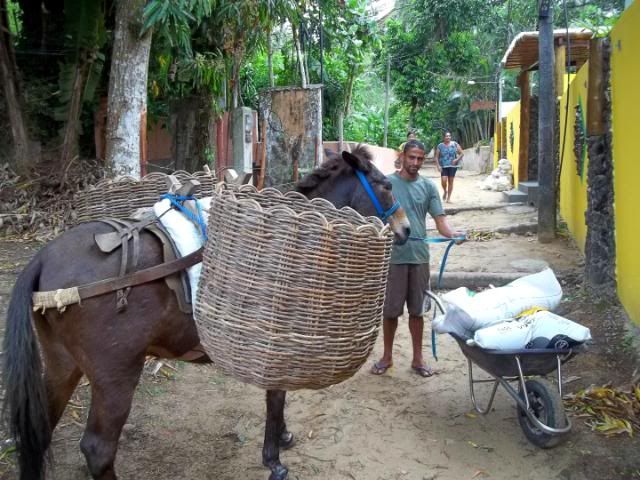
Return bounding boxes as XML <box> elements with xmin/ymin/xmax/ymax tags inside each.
<box><xmin>3</xmin><ymin>146</ymin><xmax>410</xmax><ymax>480</ymax></box>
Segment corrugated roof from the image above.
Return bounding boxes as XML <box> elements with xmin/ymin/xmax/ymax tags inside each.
<box><xmin>501</xmin><ymin>28</ymin><xmax>593</xmax><ymax>70</ymax></box>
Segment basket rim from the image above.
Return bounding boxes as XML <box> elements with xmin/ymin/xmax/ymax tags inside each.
<box><xmin>214</xmin><ymin>183</ymin><xmax>393</xmax><ymax>239</ymax></box>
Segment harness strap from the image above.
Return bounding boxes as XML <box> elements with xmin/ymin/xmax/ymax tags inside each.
<box><xmin>354</xmin><ymin>170</ymin><xmax>400</xmax><ymax>221</ymax></box>
<box><xmin>76</xmin><ymin>248</ymin><xmax>204</xmax><ymax>302</ymax></box>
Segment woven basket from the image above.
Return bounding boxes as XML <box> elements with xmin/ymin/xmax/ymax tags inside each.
<box><xmin>194</xmin><ymin>184</ymin><xmax>394</xmax><ymax>390</ymax></box>
<box><xmin>74</xmin><ymin>170</ymin><xmax>216</xmax><ymax>223</ymax></box>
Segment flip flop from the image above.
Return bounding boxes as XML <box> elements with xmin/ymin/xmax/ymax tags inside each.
<box><xmin>370</xmin><ymin>361</ymin><xmax>392</xmax><ymax>375</ymax></box>
<box><xmin>412</xmin><ymin>365</ymin><xmax>435</xmax><ymax>378</ymax></box>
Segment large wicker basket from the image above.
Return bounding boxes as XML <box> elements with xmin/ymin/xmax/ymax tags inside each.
<box><xmin>73</xmin><ymin>170</ymin><xmax>216</xmax><ymax>223</ymax></box>
<box><xmin>194</xmin><ymin>184</ymin><xmax>394</xmax><ymax>390</ymax></box>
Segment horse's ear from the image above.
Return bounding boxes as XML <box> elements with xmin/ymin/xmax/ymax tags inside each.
<box><xmin>296</xmin><ymin>170</ymin><xmax>330</xmax><ymax>194</ymax></box>
<box><xmin>342</xmin><ymin>151</ymin><xmax>371</xmax><ymax>173</ymax></box>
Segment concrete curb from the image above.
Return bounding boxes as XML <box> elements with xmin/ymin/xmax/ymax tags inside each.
<box><xmin>446</xmin><ymin>203</ymin><xmax>526</xmax><ymax>215</ymax></box>
<box><xmin>435</xmin><ymin>271</ymin><xmax>562</xmax><ymax>289</ymax></box>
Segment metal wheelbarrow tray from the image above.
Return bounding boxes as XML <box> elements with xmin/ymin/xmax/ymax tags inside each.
<box><xmin>427</xmin><ymin>291</ymin><xmax>580</xmax><ymax>449</ymax></box>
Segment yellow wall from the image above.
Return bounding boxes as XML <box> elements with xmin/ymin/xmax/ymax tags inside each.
<box><xmin>612</xmin><ymin>0</ymin><xmax>640</xmax><ymax>325</ymax></box>
<box><xmin>559</xmin><ymin>65</ymin><xmax>589</xmax><ymax>253</ymax></box>
<box><xmin>506</xmin><ymin>101</ymin><xmax>521</xmax><ymax>186</ymax></box>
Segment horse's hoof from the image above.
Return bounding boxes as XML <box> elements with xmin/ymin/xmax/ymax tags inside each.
<box><xmin>268</xmin><ymin>464</ymin><xmax>288</xmax><ymax>480</ymax></box>
<box><xmin>279</xmin><ymin>431</ymin><xmax>295</xmax><ymax>450</ymax></box>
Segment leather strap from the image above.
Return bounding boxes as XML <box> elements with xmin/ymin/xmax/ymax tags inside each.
<box><xmin>77</xmin><ymin>248</ymin><xmax>204</xmax><ymax>302</ymax></box>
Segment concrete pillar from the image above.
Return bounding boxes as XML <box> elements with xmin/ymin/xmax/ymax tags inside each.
<box><xmin>232</xmin><ymin>107</ymin><xmax>254</xmax><ymax>175</ymax></box>
<box><xmin>258</xmin><ymin>85</ymin><xmax>323</xmax><ymax>189</ymax></box>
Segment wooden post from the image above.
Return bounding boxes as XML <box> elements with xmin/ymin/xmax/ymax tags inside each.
<box><xmin>496</xmin><ymin>119</ymin><xmax>502</xmax><ymax>163</ymax></box>
<box><xmin>538</xmin><ymin>0</ymin><xmax>556</xmax><ymax>243</ymax></box>
<box><xmin>517</xmin><ymin>70</ymin><xmax>531</xmax><ymax>182</ymax></box>
<box><xmin>140</xmin><ymin>108</ymin><xmax>147</xmax><ymax>176</ymax></box>
<box><xmin>258</xmin><ymin>117</ymin><xmax>267</xmax><ymax>190</ymax></box>
<box><xmin>501</xmin><ymin>121</ymin><xmax>507</xmax><ymax>159</ymax></box>
<box><xmin>587</xmin><ymin>38</ymin><xmax>606</xmax><ymax>136</ymax></box>
<box><xmin>555</xmin><ymin>41</ymin><xmax>566</xmax><ymax>98</ymax></box>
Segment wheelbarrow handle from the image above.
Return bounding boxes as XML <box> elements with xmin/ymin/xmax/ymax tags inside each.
<box><xmin>425</xmin><ymin>290</ymin><xmax>447</xmax><ymax>316</ymax></box>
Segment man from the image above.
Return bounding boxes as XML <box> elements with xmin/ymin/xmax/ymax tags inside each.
<box><xmin>395</xmin><ymin>131</ymin><xmax>417</xmax><ymax>170</ymax></box>
<box><xmin>434</xmin><ymin>131</ymin><xmax>464</xmax><ymax>203</ymax></box>
<box><xmin>371</xmin><ymin>139</ymin><xmax>464</xmax><ymax>377</ymax></box>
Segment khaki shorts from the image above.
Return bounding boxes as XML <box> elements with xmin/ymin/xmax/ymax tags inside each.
<box><xmin>383</xmin><ymin>263</ymin><xmax>431</xmax><ymax>318</ymax></box>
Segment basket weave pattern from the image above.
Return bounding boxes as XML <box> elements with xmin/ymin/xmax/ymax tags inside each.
<box><xmin>194</xmin><ymin>184</ymin><xmax>394</xmax><ymax>390</ymax></box>
<box><xmin>74</xmin><ymin>171</ymin><xmax>215</xmax><ymax>223</ymax></box>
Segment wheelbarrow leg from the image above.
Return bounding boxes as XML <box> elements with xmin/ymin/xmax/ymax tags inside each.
<box><xmin>467</xmin><ymin>358</ymin><xmax>500</xmax><ymax>415</ymax></box>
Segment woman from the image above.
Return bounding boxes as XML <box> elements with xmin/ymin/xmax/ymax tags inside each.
<box><xmin>434</xmin><ymin>131</ymin><xmax>464</xmax><ymax>202</ymax></box>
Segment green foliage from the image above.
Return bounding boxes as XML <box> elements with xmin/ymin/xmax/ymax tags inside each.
<box><xmin>6</xmin><ymin>0</ymin><xmax>22</xmax><ymax>38</ymax></box>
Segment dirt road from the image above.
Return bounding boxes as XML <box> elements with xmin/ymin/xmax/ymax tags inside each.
<box><xmin>1</xmin><ymin>167</ymin><xmax>639</xmax><ymax>480</ymax></box>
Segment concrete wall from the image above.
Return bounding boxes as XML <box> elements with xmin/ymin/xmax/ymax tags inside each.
<box><xmin>611</xmin><ymin>0</ymin><xmax>640</xmax><ymax>325</ymax></box>
<box><xmin>506</xmin><ymin>101</ymin><xmax>522</xmax><ymax>186</ymax></box>
<box><xmin>461</xmin><ymin>146</ymin><xmax>492</xmax><ymax>173</ymax></box>
<box><xmin>559</xmin><ymin>63</ymin><xmax>590</xmax><ymax>253</ymax></box>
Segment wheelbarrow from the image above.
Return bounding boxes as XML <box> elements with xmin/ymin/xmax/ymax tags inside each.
<box><xmin>426</xmin><ymin>291</ymin><xmax>579</xmax><ymax>448</ymax></box>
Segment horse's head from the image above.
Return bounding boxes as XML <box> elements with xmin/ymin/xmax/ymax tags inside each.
<box><xmin>296</xmin><ymin>145</ymin><xmax>411</xmax><ymax>245</ymax></box>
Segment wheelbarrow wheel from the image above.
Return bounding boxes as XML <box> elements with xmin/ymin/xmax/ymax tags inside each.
<box><xmin>517</xmin><ymin>379</ymin><xmax>568</xmax><ymax>448</ymax></box>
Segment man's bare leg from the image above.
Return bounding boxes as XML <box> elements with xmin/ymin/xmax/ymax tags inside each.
<box><xmin>409</xmin><ymin>315</ymin><xmax>434</xmax><ymax>377</ymax></box>
<box><xmin>371</xmin><ymin>317</ymin><xmax>398</xmax><ymax>374</ymax></box>
<box><xmin>440</xmin><ymin>176</ymin><xmax>448</xmax><ymax>200</ymax></box>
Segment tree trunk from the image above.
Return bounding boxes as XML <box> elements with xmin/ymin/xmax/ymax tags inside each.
<box><xmin>0</xmin><ymin>0</ymin><xmax>34</xmax><ymax>172</ymax></box>
<box><xmin>267</xmin><ymin>27</ymin><xmax>274</xmax><ymax>88</ymax></box>
<box><xmin>383</xmin><ymin>55</ymin><xmax>390</xmax><ymax>147</ymax></box>
<box><xmin>231</xmin><ymin>53</ymin><xmax>241</xmax><ymax>109</ymax></box>
<box><xmin>105</xmin><ymin>0</ymin><xmax>152</xmax><ymax>178</ymax></box>
<box><xmin>292</xmin><ymin>25</ymin><xmax>307</xmax><ymax>88</ymax></box>
<box><xmin>60</xmin><ymin>53</ymin><xmax>92</xmax><ymax>167</ymax></box>
<box><xmin>343</xmin><ymin>64</ymin><xmax>357</xmax><ymax>117</ymax></box>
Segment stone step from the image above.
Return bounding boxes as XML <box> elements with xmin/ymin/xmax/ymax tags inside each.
<box><xmin>518</xmin><ymin>181</ymin><xmax>539</xmax><ymax>206</ymax></box>
<box><xmin>518</xmin><ymin>181</ymin><xmax>539</xmax><ymax>194</ymax></box>
<box><xmin>503</xmin><ymin>189</ymin><xmax>528</xmax><ymax>203</ymax></box>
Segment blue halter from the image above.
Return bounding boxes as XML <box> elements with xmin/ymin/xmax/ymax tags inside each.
<box><xmin>354</xmin><ymin>170</ymin><xmax>401</xmax><ymax>222</ymax></box>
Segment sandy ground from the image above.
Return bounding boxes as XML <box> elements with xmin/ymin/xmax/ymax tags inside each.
<box><xmin>1</xmin><ymin>166</ymin><xmax>640</xmax><ymax>480</ymax></box>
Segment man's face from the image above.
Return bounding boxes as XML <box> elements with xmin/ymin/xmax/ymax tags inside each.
<box><xmin>402</xmin><ymin>147</ymin><xmax>425</xmax><ymax>175</ymax></box>
<box><xmin>444</xmin><ymin>132</ymin><xmax>452</xmax><ymax>142</ymax></box>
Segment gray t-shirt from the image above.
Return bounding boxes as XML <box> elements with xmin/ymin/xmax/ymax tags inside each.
<box><xmin>388</xmin><ymin>172</ymin><xmax>445</xmax><ymax>264</ymax></box>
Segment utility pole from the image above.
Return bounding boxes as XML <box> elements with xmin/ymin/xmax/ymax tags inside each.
<box><xmin>383</xmin><ymin>55</ymin><xmax>390</xmax><ymax>148</ymax></box>
<box><xmin>537</xmin><ymin>0</ymin><xmax>556</xmax><ymax>243</ymax></box>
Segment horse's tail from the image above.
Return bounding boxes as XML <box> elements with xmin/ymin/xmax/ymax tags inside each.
<box><xmin>2</xmin><ymin>255</ymin><xmax>50</xmax><ymax>480</ymax></box>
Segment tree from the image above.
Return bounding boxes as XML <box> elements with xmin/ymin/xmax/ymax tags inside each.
<box><xmin>0</xmin><ymin>0</ymin><xmax>34</xmax><ymax>172</ymax></box>
<box><xmin>105</xmin><ymin>0</ymin><xmax>153</xmax><ymax>178</ymax></box>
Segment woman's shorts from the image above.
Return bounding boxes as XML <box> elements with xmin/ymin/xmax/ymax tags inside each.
<box><xmin>440</xmin><ymin>166</ymin><xmax>458</xmax><ymax>177</ymax></box>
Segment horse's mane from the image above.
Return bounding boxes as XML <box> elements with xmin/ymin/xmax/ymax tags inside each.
<box><xmin>296</xmin><ymin>144</ymin><xmax>373</xmax><ymax>196</ymax></box>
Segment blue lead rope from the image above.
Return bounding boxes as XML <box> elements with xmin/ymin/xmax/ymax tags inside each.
<box><xmin>160</xmin><ymin>193</ymin><xmax>208</xmax><ymax>241</ymax></box>
<box><xmin>409</xmin><ymin>235</ymin><xmax>465</xmax><ymax>360</ymax></box>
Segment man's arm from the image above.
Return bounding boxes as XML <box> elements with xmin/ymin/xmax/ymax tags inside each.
<box><xmin>434</xmin><ymin>146</ymin><xmax>441</xmax><ymax>171</ymax></box>
<box><xmin>453</xmin><ymin>143</ymin><xmax>464</xmax><ymax>165</ymax></box>
<box><xmin>434</xmin><ymin>215</ymin><xmax>465</xmax><ymax>242</ymax></box>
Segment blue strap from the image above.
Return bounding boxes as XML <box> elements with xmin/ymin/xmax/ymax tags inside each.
<box><xmin>409</xmin><ymin>235</ymin><xmax>465</xmax><ymax>361</ymax></box>
<box><xmin>160</xmin><ymin>193</ymin><xmax>208</xmax><ymax>241</ymax></box>
<box><xmin>354</xmin><ymin>170</ymin><xmax>401</xmax><ymax>221</ymax></box>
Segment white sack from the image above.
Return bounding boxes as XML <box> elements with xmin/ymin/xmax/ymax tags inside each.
<box><xmin>432</xmin><ymin>269</ymin><xmax>563</xmax><ymax>338</ymax></box>
<box><xmin>472</xmin><ymin>310</ymin><xmax>592</xmax><ymax>350</ymax></box>
<box><xmin>153</xmin><ymin>197</ymin><xmax>211</xmax><ymax>304</ymax></box>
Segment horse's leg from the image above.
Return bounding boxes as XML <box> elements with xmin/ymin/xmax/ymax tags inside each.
<box><xmin>278</xmin><ymin>392</ymin><xmax>294</xmax><ymax>449</ymax></box>
<box><xmin>35</xmin><ymin>313</ymin><xmax>83</xmax><ymax>430</ymax></box>
<box><xmin>79</xmin><ymin>356</ymin><xmax>145</xmax><ymax>480</ymax></box>
<box><xmin>263</xmin><ymin>389</ymin><xmax>290</xmax><ymax>480</ymax></box>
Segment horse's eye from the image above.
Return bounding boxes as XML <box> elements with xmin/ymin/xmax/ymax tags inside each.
<box><xmin>383</xmin><ymin>183</ymin><xmax>392</xmax><ymax>191</ymax></box>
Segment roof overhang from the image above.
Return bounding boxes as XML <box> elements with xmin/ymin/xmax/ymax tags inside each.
<box><xmin>501</xmin><ymin>28</ymin><xmax>593</xmax><ymax>71</ymax></box>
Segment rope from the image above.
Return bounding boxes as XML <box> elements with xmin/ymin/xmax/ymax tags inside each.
<box><xmin>409</xmin><ymin>235</ymin><xmax>466</xmax><ymax>360</ymax></box>
<box><xmin>160</xmin><ymin>193</ymin><xmax>208</xmax><ymax>241</ymax></box>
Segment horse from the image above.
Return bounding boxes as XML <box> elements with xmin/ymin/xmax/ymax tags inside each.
<box><xmin>2</xmin><ymin>145</ymin><xmax>411</xmax><ymax>480</ymax></box>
